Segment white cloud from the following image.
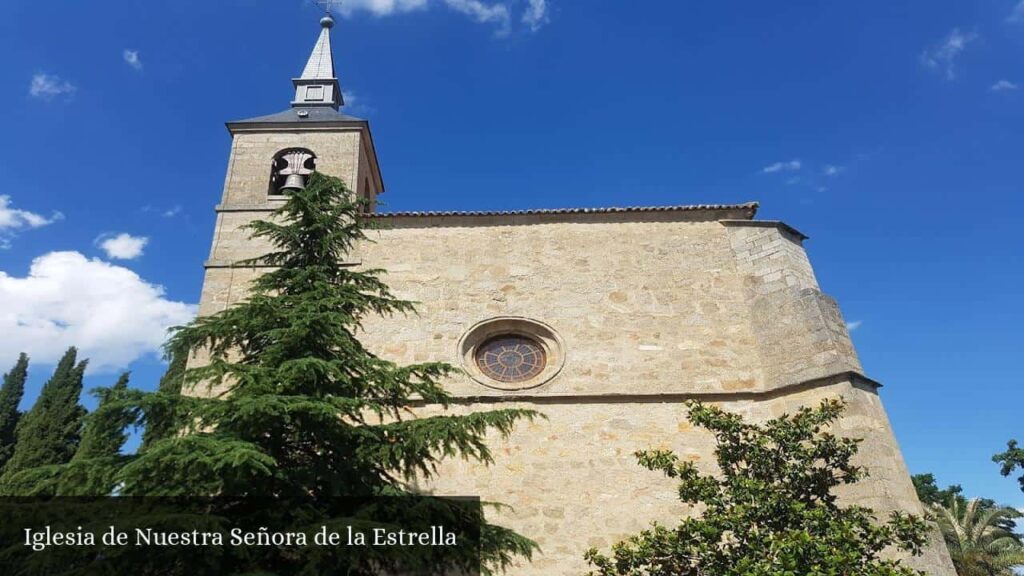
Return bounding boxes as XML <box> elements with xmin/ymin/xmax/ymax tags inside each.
<box><xmin>920</xmin><ymin>28</ymin><xmax>977</xmax><ymax>80</ymax></box>
<box><xmin>123</xmin><ymin>49</ymin><xmax>142</xmax><ymax>70</ymax></box>
<box><xmin>823</xmin><ymin>164</ymin><xmax>844</xmax><ymax>176</ymax></box>
<box><xmin>785</xmin><ymin>177</ymin><xmax>801</xmax><ymax>185</ymax></box>
<box><xmin>1009</xmin><ymin>1</ymin><xmax>1024</xmax><ymax>23</ymax></box>
<box><xmin>341</xmin><ymin>89</ymin><xmax>375</xmax><ymax>115</ymax></box>
<box><xmin>0</xmin><ymin>195</ymin><xmax>62</xmax><ymax>248</ymax></box>
<box><xmin>141</xmin><ymin>205</ymin><xmax>182</xmax><ymax>218</ymax></box>
<box><xmin>97</xmin><ymin>233</ymin><xmax>149</xmax><ymax>260</ymax></box>
<box><xmin>443</xmin><ymin>0</ymin><xmax>510</xmax><ymax>34</ymax></box>
<box><xmin>0</xmin><ymin>251</ymin><xmax>195</xmax><ymax>373</ymax></box>
<box><xmin>28</xmin><ymin>73</ymin><xmax>76</xmax><ymax>100</ymax></box>
<box><xmin>338</xmin><ymin>0</ymin><xmax>428</xmax><ymax>16</ymax></box>
<box><xmin>846</xmin><ymin>320</ymin><xmax>863</xmax><ymax>332</ymax></box>
<box><xmin>991</xmin><ymin>79</ymin><xmax>1019</xmax><ymax>92</ymax></box>
<box><xmin>522</xmin><ymin>0</ymin><xmax>548</xmax><ymax>31</ymax></box>
<box><xmin>338</xmin><ymin>0</ymin><xmax>545</xmax><ymax>35</ymax></box>
<box><xmin>762</xmin><ymin>159</ymin><xmax>801</xmax><ymax>173</ymax></box>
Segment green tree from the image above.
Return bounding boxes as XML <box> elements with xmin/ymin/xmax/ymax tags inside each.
<box><xmin>2</xmin><ymin>372</ymin><xmax>134</xmax><ymax>496</ymax></box>
<box><xmin>585</xmin><ymin>399</ymin><xmax>930</xmax><ymax>576</ymax></box>
<box><xmin>911</xmin><ymin>472</ymin><xmax>1019</xmax><ymax>546</ymax></box>
<box><xmin>0</xmin><ymin>353</ymin><xmax>29</xmax><ymax>474</ymax></box>
<box><xmin>931</xmin><ymin>498</ymin><xmax>1024</xmax><ymax>576</ymax></box>
<box><xmin>993</xmin><ymin>440</ymin><xmax>1024</xmax><ymax>493</ymax></box>
<box><xmin>139</xmin><ymin>345</ymin><xmax>186</xmax><ymax>451</ymax></box>
<box><xmin>913</xmin><ymin>472</ymin><xmax>965</xmax><ymax>507</ymax></box>
<box><xmin>73</xmin><ymin>372</ymin><xmax>132</xmax><ymax>461</ymax></box>
<box><xmin>111</xmin><ymin>173</ymin><xmax>538</xmax><ymax>574</ymax></box>
<box><xmin>0</xmin><ymin>348</ymin><xmax>86</xmax><ymax>483</ymax></box>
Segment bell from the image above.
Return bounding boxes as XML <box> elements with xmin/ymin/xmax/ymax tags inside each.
<box><xmin>280</xmin><ymin>173</ymin><xmax>306</xmax><ymax>192</ymax></box>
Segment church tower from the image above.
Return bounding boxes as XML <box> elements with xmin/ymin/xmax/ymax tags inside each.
<box><xmin>196</xmin><ymin>14</ymin><xmax>382</xmax><ymax>321</ymax></box>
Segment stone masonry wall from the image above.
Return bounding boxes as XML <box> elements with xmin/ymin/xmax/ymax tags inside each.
<box><xmin>219</xmin><ymin>129</ymin><xmax>367</xmax><ymax>207</ymax></box>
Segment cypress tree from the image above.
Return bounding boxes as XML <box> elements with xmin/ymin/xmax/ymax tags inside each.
<box><xmin>0</xmin><ymin>353</ymin><xmax>29</xmax><ymax>474</ymax></box>
<box><xmin>114</xmin><ymin>172</ymin><xmax>540</xmax><ymax>574</ymax></box>
<box><xmin>2</xmin><ymin>372</ymin><xmax>133</xmax><ymax>496</ymax></box>
<box><xmin>1</xmin><ymin>347</ymin><xmax>86</xmax><ymax>481</ymax></box>
<box><xmin>139</xmin><ymin>343</ymin><xmax>187</xmax><ymax>451</ymax></box>
<box><xmin>73</xmin><ymin>372</ymin><xmax>132</xmax><ymax>461</ymax></box>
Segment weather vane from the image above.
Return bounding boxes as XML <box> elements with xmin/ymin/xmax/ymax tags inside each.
<box><xmin>314</xmin><ymin>0</ymin><xmax>342</xmax><ymax>14</ymax></box>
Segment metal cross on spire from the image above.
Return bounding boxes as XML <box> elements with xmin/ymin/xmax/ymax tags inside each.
<box><xmin>314</xmin><ymin>0</ymin><xmax>343</xmax><ymax>15</ymax></box>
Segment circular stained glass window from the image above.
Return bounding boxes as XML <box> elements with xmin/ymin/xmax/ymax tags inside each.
<box><xmin>475</xmin><ymin>336</ymin><xmax>547</xmax><ymax>384</ymax></box>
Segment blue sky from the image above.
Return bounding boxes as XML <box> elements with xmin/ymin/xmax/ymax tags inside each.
<box><xmin>0</xmin><ymin>0</ymin><xmax>1021</xmax><ymax>508</ymax></box>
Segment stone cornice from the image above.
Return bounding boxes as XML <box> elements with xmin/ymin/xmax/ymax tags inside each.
<box><xmin>414</xmin><ymin>370</ymin><xmax>882</xmax><ymax>406</ymax></box>
<box><xmin>720</xmin><ymin>219</ymin><xmax>809</xmax><ymax>241</ymax></box>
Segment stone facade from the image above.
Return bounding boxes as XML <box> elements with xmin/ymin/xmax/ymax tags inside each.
<box><xmin>189</xmin><ymin>52</ymin><xmax>955</xmax><ymax>573</ymax></box>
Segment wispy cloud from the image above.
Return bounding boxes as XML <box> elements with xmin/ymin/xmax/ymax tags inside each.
<box><xmin>846</xmin><ymin>320</ymin><xmax>862</xmax><ymax>332</ymax></box>
<box><xmin>28</xmin><ymin>73</ymin><xmax>76</xmax><ymax>100</ymax></box>
<box><xmin>96</xmin><ymin>233</ymin><xmax>149</xmax><ymax>260</ymax></box>
<box><xmin>0</xmin><ymin>195</ymin><xmax>62</xmax><ymax>248</ymax></box>
<box><xmin>522</xmin><ymin>0</ymin><xmax>549</xmax><ymax>31</ymax></box>
<box><xmin>991</xmin><ymin>79</ymin><xmax>1019</xmax><ymax>92</ymax></box>
<box><xmin>123</xmin><ymin>49</ymin><xmax>142</xmax><ymax>70</ymax></box>
<box><xmin>342</xmin><ymin>89</ymin><xmax>376</xmax><ymax>115</ymax></box>
<box><xmin>823</xmin><ymin>164</ymin><xmax>845</xmax><ymax>176</ymax></box>
<box><xmin>920</xmin><ymin>28</ymin><xmax>977</xmax><ymax>80</ymax></box>
<box><xmin>337</xmin><ymin>0</ymin><xmax>545</xmax><ymax>35</ymax></box>
<box><xmin>338</xmin><ymin>0</ymin><xmax>427</xmax><ymax>15</ymax></box>
<box><xmin>1009</xmin><ymin>1</ymin><xmax>1024</xmax><ymax>23</ymax></box>
<box><xmin>762</xmin><ymin>159</ymin><xmax>801</xmax><ymax>174</ymax></box>
<box><xmin>142</xmin><ymin>204</ymin><xmax>183</xmax><ymax>218</ymax></box>
<box><xmin>445</xmin><ymin>0</ymin><xmax>510</xmax><ymax>34</ymax></box>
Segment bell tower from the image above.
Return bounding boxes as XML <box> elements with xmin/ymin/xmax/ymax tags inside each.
<box><xmin>196</xmin><ymin>12</ymin><xmax>383</xmax><ymax>320</ymax></box>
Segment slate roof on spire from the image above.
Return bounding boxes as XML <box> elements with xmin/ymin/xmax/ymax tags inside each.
<box><xmin>301</xmin><ymin>22</ymin><xmax>336</xmax><ymax>79</ymax></box>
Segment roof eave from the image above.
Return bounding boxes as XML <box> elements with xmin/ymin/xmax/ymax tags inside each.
<box><xmin>225</xmin><ymin>118</ymin><xmax>369</xmax><ymax>132</ymax></box>
<box><xmin>366</xmin><ymin>202</ymin><xmax>759</xmax><ymax>219</ymax></box>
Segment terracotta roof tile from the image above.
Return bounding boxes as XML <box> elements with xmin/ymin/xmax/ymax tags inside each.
<box><xmin>366</xmin><ymin>202</ymin><xmax>759</xmax><ymax>218</ymax></box>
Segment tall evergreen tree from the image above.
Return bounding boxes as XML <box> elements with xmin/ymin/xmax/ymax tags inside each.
<box><xmin>111</xmin><ymin>173</ymin><xmax>539</xmax><ymax>574</ymax></box>
<box><xmin>912</xmin><ymin>473</ymin><xmax>964</xmax><ymax>507</ymax></box>
<box><xmin>0</xmin><ymin>353</ymin><xmax>29</xmax><ymax>474</ymax></box>
<box><xmin>73</xmin><ymin>372</ymin><xmax>131</xmax><ymax>461</ymax></box>
<box><xmin>0</xmin><ymin>348</ymin><xmax>86</xmax><ymax>482</ymax></box>
<box><xmin>2</xmin><ymin>372</ymin><xmax>133</xmax><ymax>496</ymax></box>
<box><xmin>139</xmin><ymin>343</ymin><xmax>187</xmax><ymax>451</ymax></box>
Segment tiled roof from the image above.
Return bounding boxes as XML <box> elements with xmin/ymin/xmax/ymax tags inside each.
<box><xmin>366</xmin><ymin>202</ymin><xmax>759</xmax><ymax>218</ymax></box>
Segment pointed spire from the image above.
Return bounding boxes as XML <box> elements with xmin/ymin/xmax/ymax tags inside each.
<box><xmin>292</xmin><ymin>15</ymin><xmax>344</xmax><ymax>109</ymax></box>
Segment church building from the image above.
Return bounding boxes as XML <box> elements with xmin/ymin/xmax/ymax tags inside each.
<box><xmin>193</xmin><ymin>14</ymin><xmax>956</xmax><ymax>575</ymax></box>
